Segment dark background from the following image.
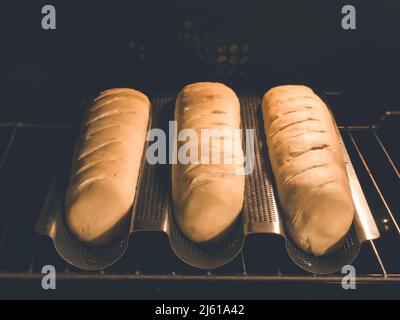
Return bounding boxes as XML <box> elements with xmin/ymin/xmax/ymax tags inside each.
<box><xmin>0</xmin><ymin>0</ymin><xmax>399</xmax><ymax>124</ymax></box>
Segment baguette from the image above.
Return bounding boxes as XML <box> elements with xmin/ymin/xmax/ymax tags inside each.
<box><xmin>65</xmin><ymin>88</ymin><xmax>150</xmax><ymax>246</ymax></box>
<box><xmin>262</xmin><ymin>85</ymin><xmax>354</xmax><ymax>256</ymax></box>
<box><xmin>173</xmin><ymin>82</ymin><xmax>245</xmax><ymax>243</ymax></box>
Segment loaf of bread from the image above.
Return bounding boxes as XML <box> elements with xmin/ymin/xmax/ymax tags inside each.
<box><xmin>173</xmin><ymin>82</ymin><xmax>245</xmax><ymax>243</ymax></box>
<box><xmin>262</xmin><ymin>85</ymin><xmax>354</xmax><ymax>256</ymax></box>
<box><xmin>65</xmin><ymin>88</ymin><xmax>150</xmax><ymax>246</ymax></box>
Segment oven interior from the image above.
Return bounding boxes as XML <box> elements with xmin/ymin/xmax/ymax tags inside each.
<box><xmin>0</xmin><ymin>0</ymin><xmax>399</xmax><ymax>299</ymax></box>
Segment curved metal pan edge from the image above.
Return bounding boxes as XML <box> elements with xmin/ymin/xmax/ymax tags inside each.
<box><xmin>35</xmin><ymin>96</ymin><xmax>153</xmax><ymax>272</ymax></box>
<box><xmin>132</xmin><ymin>95</ymin><xmax>246</xmax><ymax>270</ymax></box>
<box><xmin>274</xmin><ymin>92</ymin><xmax>381</xmax><ymax>275</ymax></box>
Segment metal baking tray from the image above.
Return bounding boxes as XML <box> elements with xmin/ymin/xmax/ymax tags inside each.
<box><xmin>246</xmin><ymin>92</ymin><xmax>381</xmax><ymax>274</ymax></box>
<box><xmin>132</xmin><ymin>94</ymin><xmax>246</xmax><ymax>270</ymax></box>
<box><xmin>35</xmin><ymin>97</ymin><xmax>153</xmax><ymax>271</ymax></box>
<box><xmin>268</xmin><ymin>93</ymin><xmax>382</xmax><ymax>274</ymax></box>
<box><xmin>36</xmin><ymin>92</ymin><xmax>380</xmax><ymax>274</ymax></box>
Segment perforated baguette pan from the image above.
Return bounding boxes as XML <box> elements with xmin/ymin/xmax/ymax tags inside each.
<box><xmin>36</xmin><ymin>92</ymin><xmax>380</xmax><ymax>273</ymax></box>
<box><xmin>35</xmin><ymin>98</ymin><xmax>153</xmax><ymax>272</ymax></box>
<box><xmin>256</xmin><ymin>91</ymin><xmax>381</xmax><ymax>275</ymax></box>
<box><xmin>132</xmin><ymin>94</ymin><xmax>246</xmax><ymax>270</ymax></box>
<box><xmin>283</xmin><ymin>92</ymin><xmax>381</xmax><ymax>274</ymax></box>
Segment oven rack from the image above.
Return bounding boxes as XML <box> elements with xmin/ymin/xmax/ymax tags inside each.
<box><xmin>0</xmin><ymin>111</ymin><xmax>399</xmax><ymax>299</ymax></box>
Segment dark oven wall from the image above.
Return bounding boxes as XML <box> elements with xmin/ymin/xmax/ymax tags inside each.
<box><xmin>1</xmin><ymin>0</ymin><xmax>399</xmax><ymax>126</ymax></box>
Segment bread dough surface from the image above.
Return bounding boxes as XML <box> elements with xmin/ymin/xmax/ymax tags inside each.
<box><xmin>173</xmin><ymin>82</ymin><xmax>245</xmax><ymax>243</ymax></box>
<box><xmin>65</xmin><ymin>88</ymin><xmax>150</xmax><ymax>245</ymax></box>
<box><xmin>262</xmin><ymin>85</ymin><xmax>355</xmax><ymax>256</ymax></box>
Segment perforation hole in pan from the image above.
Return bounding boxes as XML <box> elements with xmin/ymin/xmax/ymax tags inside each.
<box><xmin>39</xmin><ymin>171</ymin><xmax>132</xmax><ymax>271</ymax></box>
<box><xmin>241</xmin><ymin>96</ymin><xmax>279</xmax><ymax>224</ymax></box>
<box><xmin>167</xmin><ymin>94</ymin><xmax>280</xmax><ymax>270</ymax></box>
<box><xmin>134</xmin><ymin>161</ymin><xmax>169</xmax><ymax>225</ymax></box>
<box><xmin>285</xmin><ymin>227</ymin><xmax>360</xmax><ymax>274</ymax></box>
<box><xmin>169</xmin><ymin>214</ymin><xmax>245</xmax><ymax>270</ymax></box>
<box><xmin>132</xmin><ymin>96</ymin><xmax>172</xmax><ymax>228</ymax></box>
<box><xmin>279</xmin><ymin>94</ymin><xmax>375</xmax><ymax>274</ymax></box>
<box><xmin>144</xmin><ymin>95</ymin><xmax>246</xmax><ymax>270</ymax></box>
<box><xmin>35</xmin><ymin>97</ymin><xmax>150</xmax><ymax>271</ymax></box>
<box><xmin>35</xmin><ymin>93</ymin><xmax>375</xmax><ymax>274</ymax></box>
<box><xmin>249</xmin><ymin>92</ymin><xmax>375</xmax><ymax>275</ymax></box>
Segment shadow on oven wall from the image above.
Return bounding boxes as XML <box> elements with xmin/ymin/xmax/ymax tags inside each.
<box><xmin>0</xmin><ymin>0</ymin><xmax>399</xmax><ymax>126</ymax></box>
